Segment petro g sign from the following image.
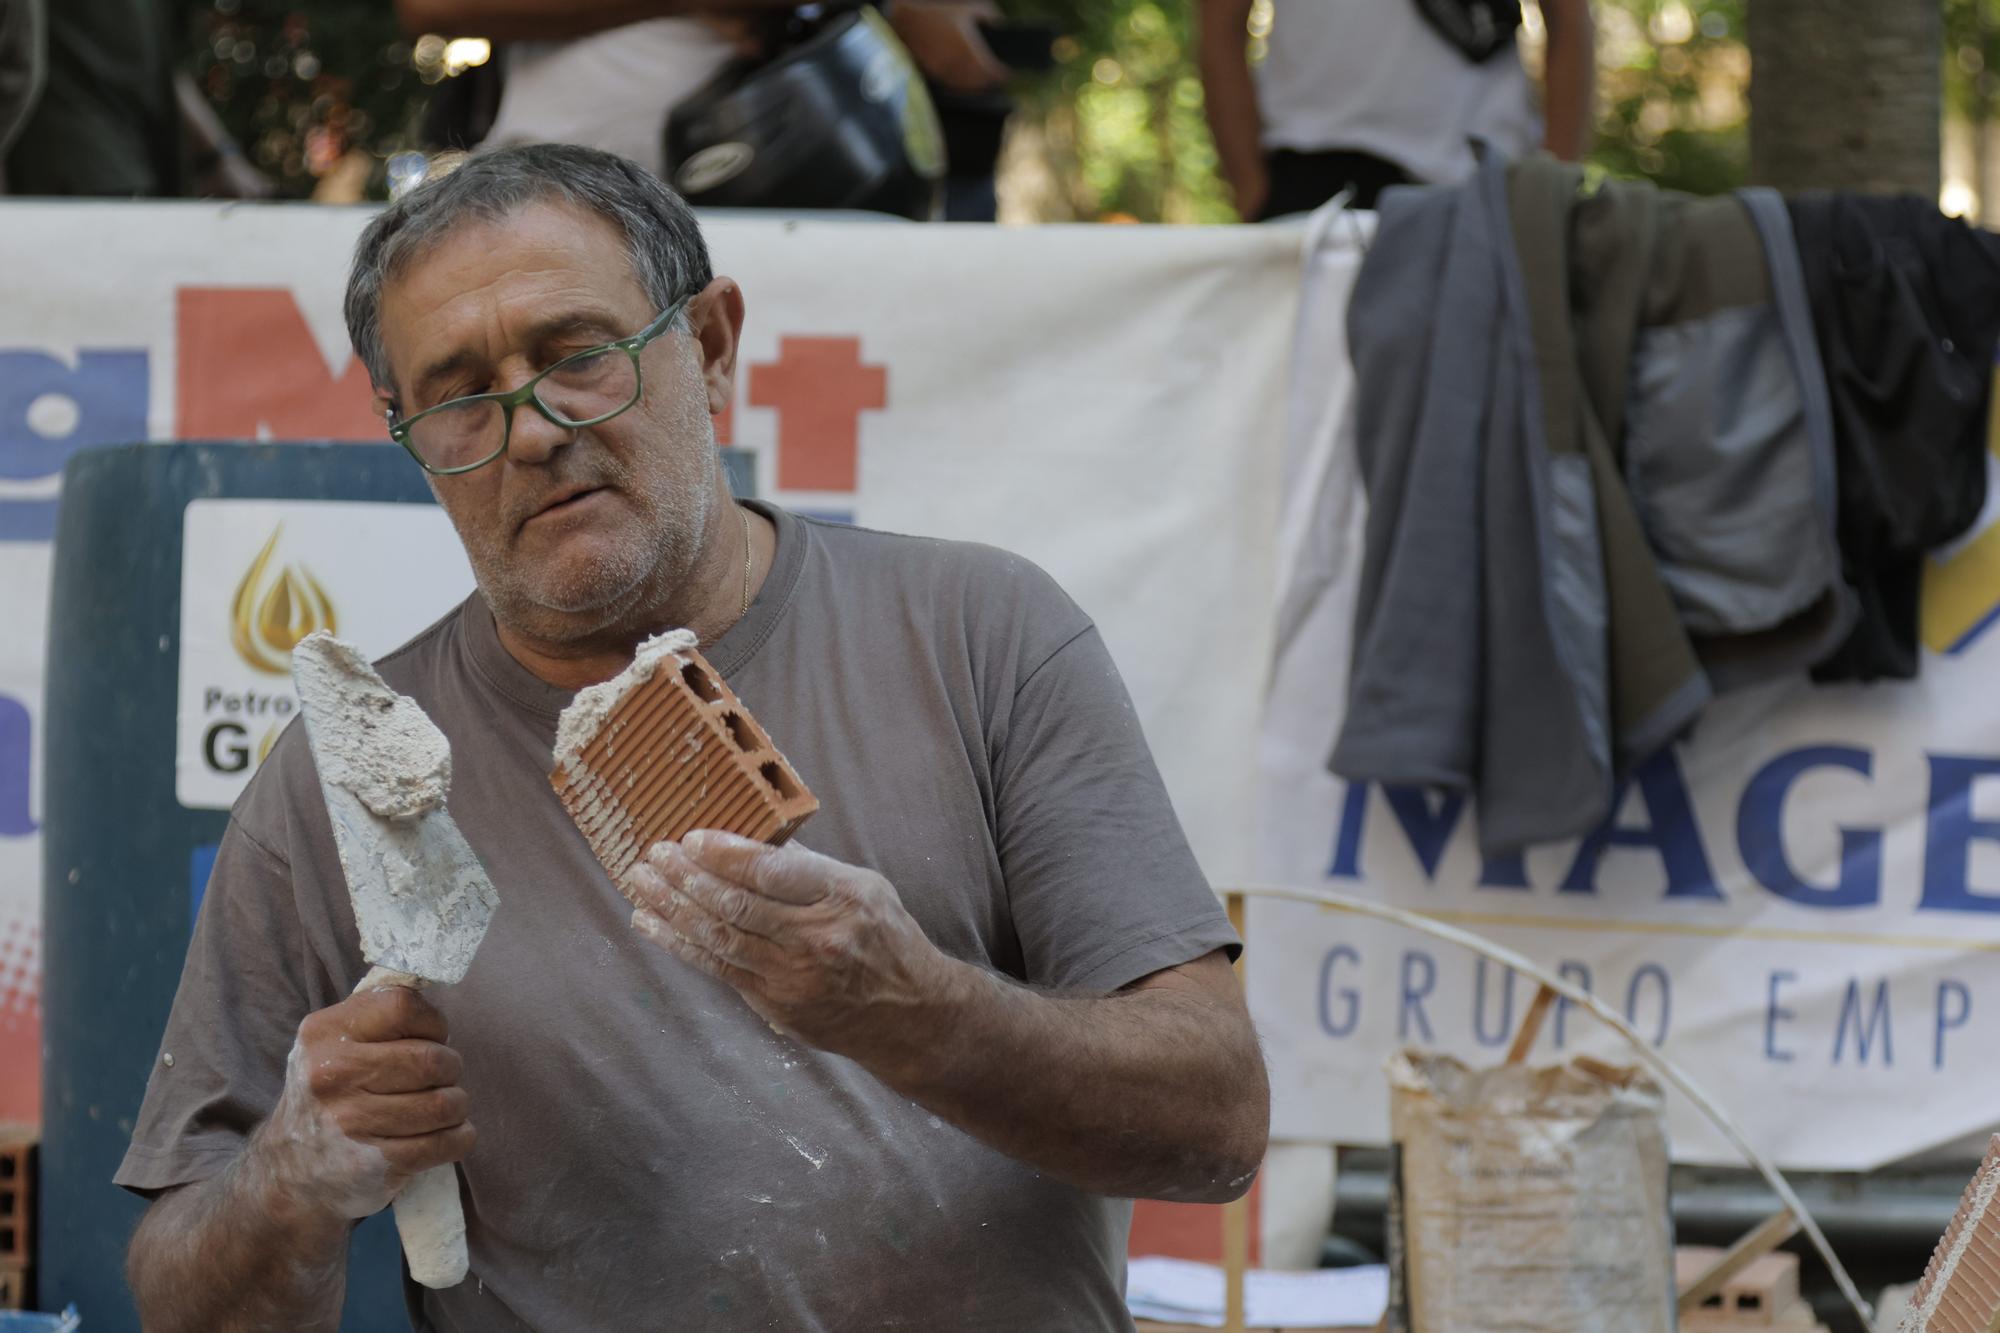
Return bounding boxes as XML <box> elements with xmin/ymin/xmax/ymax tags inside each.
<box><xmin>176</xmin><ymin>499</ymin><xmax>474</xmax><ymax>811</ymax></box>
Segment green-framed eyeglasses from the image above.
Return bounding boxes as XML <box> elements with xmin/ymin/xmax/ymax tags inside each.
<box><xmin>386</xmin><ymin>297</ymin><xmax>691</xmax><ymax>476</ymax></box>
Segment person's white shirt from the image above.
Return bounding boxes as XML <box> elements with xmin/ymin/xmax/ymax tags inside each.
<box><xmin>1255</xmin><ymin>0</ymin><xmax>1539</xmax><ymax>185</ymax></box>
<box><xmin>482</xmin><ymin>20</ymin><xmax>740</xmax><ymax>177</ymax></box>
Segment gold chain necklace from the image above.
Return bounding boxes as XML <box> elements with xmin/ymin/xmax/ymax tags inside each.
<box><xmin>739</xmin><ymin>503</ymin><xmax>752</xmax><ymax>619</ymax></box>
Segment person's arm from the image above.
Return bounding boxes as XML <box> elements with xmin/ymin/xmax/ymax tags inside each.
<box><xmin>127</xmin><ymin>989</ymin><xmax>475</xmax><ymax>1333</ymax></box>
<box><xmin>628</xmin><ymin>832</ymin><xmax>1270</xmax><ymax>1203</ymax></box>
<box><xmin>1538</xmin><ymin>0</ymin><xmax>1595</xmax><ymax>161</ymax></box>
<box><xmin>890</xmin><ymin>2</ymin><xmax>1009</xmax><ymax>94</ymax></box>
<box><xmin>1196</xmin><ymin>0</ymin><xmax>1266</xmax><ymax>220</ymax></box>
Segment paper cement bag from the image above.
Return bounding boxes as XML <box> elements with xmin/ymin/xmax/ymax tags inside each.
<box><xmin>1383</xmin><ymin>1050</ymin><xmax>1675</xmax><ymax>1333</ymax></box>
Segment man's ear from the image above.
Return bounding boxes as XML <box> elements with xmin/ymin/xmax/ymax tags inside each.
<box><xmin>687</xmin><ymin>276</ymin><xmax>746</xmax><ymax>417</ymax></box>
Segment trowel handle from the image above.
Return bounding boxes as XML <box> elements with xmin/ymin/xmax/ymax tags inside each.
<box><xmin>353</xmin><ymin>967</ymin><xmax>469</xmax><ymax>1289</ymax></box>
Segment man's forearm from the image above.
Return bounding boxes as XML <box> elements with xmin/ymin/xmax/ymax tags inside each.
<box><xmin>128</xmin><ymin>1132</ymin><xmax>351</xmax><ymax>1333</ymax></box>
<box><xmin>1540</xmin><ymin>0</ymin><xmax>1596</xmax><ymax>161</ymax></box>
<box><xmin>1196</xmin><ymin>1</ymin><xmax>1266</xmax><ymax>215</ymax></box>
<box><xmin>858</xmin><ymin>956</ymin><xmax>1269</xmax><ymax>1203</ymax></box>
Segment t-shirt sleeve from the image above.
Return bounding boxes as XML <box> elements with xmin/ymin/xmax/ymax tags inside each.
<box><xmin>114</xmin><ymin>736</ymin><xmax>347</xmax><ymax>1195</ymax></box>
<box><xmin>991</xmin><ymin>621</ymin><xmax>1240</xmax><ymax>993</ymax></box>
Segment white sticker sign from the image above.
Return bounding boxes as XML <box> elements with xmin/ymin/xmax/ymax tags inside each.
<box><xmin>176</xmin><ymin>498</ymin><xmax>474</xmax><ymax>809</ymax></box>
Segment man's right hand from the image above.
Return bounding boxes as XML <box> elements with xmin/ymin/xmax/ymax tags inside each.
<box><xmin>250</xmin><ymin>986</ymin><xmax>475</xmax><ymax>1223</ymax></box>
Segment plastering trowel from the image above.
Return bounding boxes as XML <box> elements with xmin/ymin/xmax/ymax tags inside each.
<box><xmin>291</xmin><ymin>630</ymin><xmax>498</xmax><ymax>1289</ymax></box>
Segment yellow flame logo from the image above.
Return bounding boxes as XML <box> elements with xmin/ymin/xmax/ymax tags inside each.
<box><xmin>231</xmin><ymin>525</ymin><xmax>338</xmax><ymax>675</ymax></box>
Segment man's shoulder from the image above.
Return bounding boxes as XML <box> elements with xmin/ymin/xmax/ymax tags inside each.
<box><xmin>798</xmin><ymin>514</ymin><xmax>1080</xmax><ymax>615</ymax></box>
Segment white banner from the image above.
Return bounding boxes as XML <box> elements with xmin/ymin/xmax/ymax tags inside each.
<box><xmin>0</xmin><ymin>201</ymin><xmax>1304</xmax><ymax>1121</ymax></box>
<box><xmin>1251</xmin><ymin>222</ymin><xmax>2000</xmax><ymax>1171</ymax></box>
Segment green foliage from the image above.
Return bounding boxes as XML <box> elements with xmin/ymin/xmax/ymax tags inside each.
<box><xmin>1002</xmin><ymin>0</ymin><xmax>1235</xmax><ymax>221</ymax></box>
<box><xmin>1946</xmin><ymin>0</ymin><xmax>1999</xmax><ymax>122</ymax></box>
<box><xmin>1588</xmin><ymin>0</ymin><xmax>1747</xmax><ymax>195</ymax></box>
<box><xmin>187</xmin><ymin>0</ymin><xmax>433</xmax><ymax>199</ymax></box>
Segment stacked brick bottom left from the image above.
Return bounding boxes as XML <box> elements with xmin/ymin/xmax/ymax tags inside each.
<box><xmin>0</xmin><ymin>1126</ymin><xmax>34</xmax><ymax>1309</ymax></box>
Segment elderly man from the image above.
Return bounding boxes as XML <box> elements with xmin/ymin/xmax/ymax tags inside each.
<box><xmin>117</xmin><ymin>142</ymin><xmax>1268</xmax><ymax>1331</ymax></box>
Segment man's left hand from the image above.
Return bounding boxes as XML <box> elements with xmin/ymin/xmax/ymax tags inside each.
<box><xmin>624</xmin><ymin>831</ymin><xmax>957</xmax><ymax>1056</ymax></box>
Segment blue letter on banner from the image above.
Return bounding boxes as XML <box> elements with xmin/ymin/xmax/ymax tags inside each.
<box><xmin>1921</xmin><ymin>755</ymin><xmax>2000</xmax><ymax>914</ymax></box>
<box><xmin>1739</xmin><ymin>746</ymin><xmax>1881</xmax><ymax>908</ymax></box>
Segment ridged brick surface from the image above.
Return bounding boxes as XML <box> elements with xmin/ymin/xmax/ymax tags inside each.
<box><xmin>1902</xmin><ymin>1136</ymin><xmax>2000</xmax><ymax>1332</ymax></box>
<box><xmin>551</xmin><ymin>647</ymin><xmax>817</xmax><ymax>896</ymax></box>
<box><xmin>0</xmin><ymin>1132</ymin><xmax>31</xmax><ymax>1268</ymax></box>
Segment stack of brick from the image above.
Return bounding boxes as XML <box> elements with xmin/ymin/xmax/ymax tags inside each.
<box><xmin>0</xmin><ymin>1126</ymin><xmax>33</xmax><ymax>1309</ymax></box>
<box><xmin>1676</xmin><ymin>1247</ymin><xmax>1828</xmax><ymax>1331</ymax></box>
<box><xmin>1899</xmin><ymin>1135</ymin><xmax>2000</xmax><ymax>1332</ymax></box>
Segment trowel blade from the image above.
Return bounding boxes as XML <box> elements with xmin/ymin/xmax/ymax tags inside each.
<box><xmin>292</xmin><ymin>633</ymin><xmax>497</xmax><ymax>986</ymax></box>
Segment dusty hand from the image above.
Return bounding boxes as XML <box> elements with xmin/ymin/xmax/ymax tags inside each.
<box><xmin>250</xmin><ymin>988</ymin><xmax>474</xmax><ymax>1223</ymax></box>
<box><xmin>626</xmin><ymin>831</ymin><xmax>957</xmax><ymax>1057</ymax></box>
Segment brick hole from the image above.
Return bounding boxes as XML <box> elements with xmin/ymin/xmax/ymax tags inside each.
<box><xmin>760</xmin><ymin>761</ymin><xmax>801</xmax><ymax>801</ymax></box>
<box><xmin>1737</xmin><ymin>1294</ymin><xmax>1761</xmax><ymax>1311</ymax></box>
<box><xmin>723</xmin><ymin>712</ymin><xmax>756</xmax><ymax>753</ymax></box>
<box><xmin>681</xmin><ymin>661</ymin><xmax>723</xmax><ymax>703</ymax></box>
<box><xmin>1701</xmin><ymin>1294</ymin><xmax>1723</xmax><ymax>1308</ymax></box>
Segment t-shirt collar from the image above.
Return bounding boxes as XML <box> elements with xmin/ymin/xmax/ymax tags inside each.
<box><xmin>458</xmin><ymin>498</ymin><xmax>806</xmax><ymax>721</ymax></box>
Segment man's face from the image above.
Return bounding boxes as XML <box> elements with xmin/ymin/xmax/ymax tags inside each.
<box><xmin>376</xmin><ymin>200</ymin><xmax>721</xmax><ymax>640</ymax></box>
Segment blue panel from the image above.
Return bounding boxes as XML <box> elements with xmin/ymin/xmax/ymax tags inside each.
<box><xmin>188</xmin><ymin>843</ymin><xmax>218</xmax><ymax>931</ymax></box>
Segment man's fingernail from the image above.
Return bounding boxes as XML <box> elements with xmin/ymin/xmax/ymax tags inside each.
<box><xmin>632</xmin><ymin>907</ymin><xmax>665</xmax><ymax>939</ymax></box>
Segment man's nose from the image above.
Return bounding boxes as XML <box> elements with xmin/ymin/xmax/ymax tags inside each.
<box><xmin>506</xmin><ymin>393</ymin><xmax>574</xmax><ymax>466</ymax></box>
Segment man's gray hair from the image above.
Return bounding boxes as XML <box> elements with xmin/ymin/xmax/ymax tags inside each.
<box><xmin>344</xmin><ymin>142</ymin><xmax>713</xmax><ymax>398</ymax></box>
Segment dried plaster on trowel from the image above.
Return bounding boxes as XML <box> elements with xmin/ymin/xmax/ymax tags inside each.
<box><xmin>292</xmin><ymin>632</ymin><xmax>490</xmax><ymax>985</ymax></box>
<box><xmin>292</xmin><ymin>634</ymin><xmax>451</xmax><ymax>820</ymax></box>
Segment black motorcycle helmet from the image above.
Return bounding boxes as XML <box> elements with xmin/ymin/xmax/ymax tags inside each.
<box><xmin>664</xmin><ymin>6</ymin><xmax>945</xmax><ymax>220</ymax></box>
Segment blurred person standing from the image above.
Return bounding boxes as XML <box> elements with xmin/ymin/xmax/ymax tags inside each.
<box><xmin>0</xmin><ymin>0</ymin><xmax>268</xmax><ymax>197</ymax></box>
<box><xmin>2</xmin><ymin>0</ymin><xmax>180</xmax><ymax>196</ymax></box>
<box><xmin>402</xmin><ymin>2</ymin><xmax>948</xmax><ymax>217</ymax></box>
<box><xmin>0</xmin><ymin>0</ymin><xmax>40</xmax><ymax>188</ymax></box>
<box><xmin>398</xmin><ymin>0</ymin><xmax>776</xmax><ymax>179</ymax></box>
<box><xmin>1198</xmin><ymin>0</ymin><xmax>1595</xmax><ymax>219</ymax></box>
<box><xmin>890</xmin><ymin>2</ymin><xmax>1012</xmax><ymax>220</ymax></box>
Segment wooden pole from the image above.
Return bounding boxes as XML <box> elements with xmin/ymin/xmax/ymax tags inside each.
<box><xmin>1222</xmin><ymin>890</ymin><xmax>1250</xmax><ymax>1333</ymax></box>
<box><xmin>1505</xmin><ymin>982</ymin><xmax>1559</xmax><ymax>1065</ymax></box>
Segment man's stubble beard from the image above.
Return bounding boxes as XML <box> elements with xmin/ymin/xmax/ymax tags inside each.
<box><xmin>450</xmin><ymin>352</ymin><xmax>724</xmax><ymax>646</ymax></box>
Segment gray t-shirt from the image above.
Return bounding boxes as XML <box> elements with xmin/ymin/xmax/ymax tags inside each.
<box><xmin>116</xmin><ymin>503</ymin><xmax>1238</xmax><ymax>1332</ymax></box>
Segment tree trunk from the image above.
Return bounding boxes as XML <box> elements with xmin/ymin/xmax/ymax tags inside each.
<box><xmin>1749</xmin><ymin>0</ymin><xmax>1942</xmax><ymax>197</ymax></box>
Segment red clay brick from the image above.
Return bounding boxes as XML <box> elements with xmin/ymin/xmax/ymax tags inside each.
<box><xmin>552</xmin><ymin>646</ymin><xmax>817</xmax><ymax>893</ymax></box>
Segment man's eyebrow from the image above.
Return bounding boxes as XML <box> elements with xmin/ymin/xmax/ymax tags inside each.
<box><xmin>407</xmin><ymin>311</ymin><xmax>634</xmax><ymax>405</ymax></box>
